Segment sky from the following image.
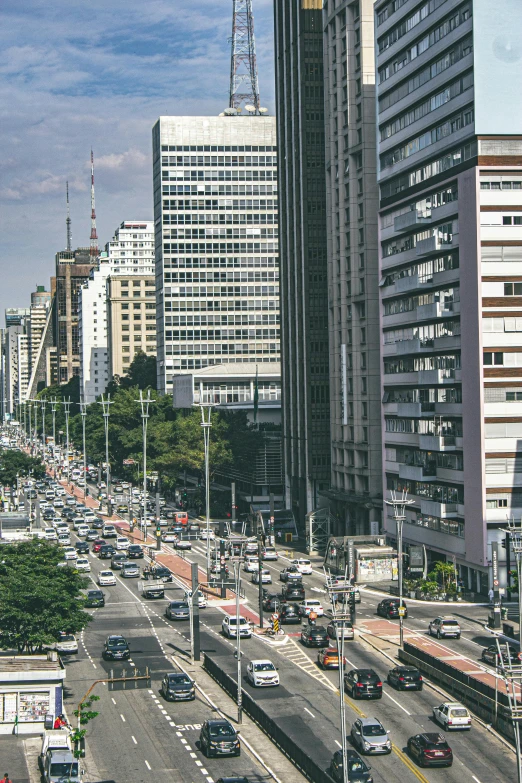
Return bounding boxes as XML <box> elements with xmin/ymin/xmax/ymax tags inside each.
<box><xmin>0</xmin><ymin>0</ymin><xmax>275</xmax><ymax>317</ymax></box>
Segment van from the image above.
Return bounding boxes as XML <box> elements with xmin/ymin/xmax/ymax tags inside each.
<box><xmin>174</xmin><ymin>511</ymin><xmax>188</xmax><ymax>526</ymax></box>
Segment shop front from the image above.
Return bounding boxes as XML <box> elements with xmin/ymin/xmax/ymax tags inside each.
<box><xmin>0</xmin><ymin>655</ymin><xmax>65</xmax><ymax>734</ymax></box>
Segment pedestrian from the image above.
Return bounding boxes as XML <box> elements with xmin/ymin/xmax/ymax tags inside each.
<box><xmin>53</xmin><ymin>714</ymin><xmax>67</xmax><ymax>729</ymax></box>
<box><xmin>1</xmin><ymin>773</ymin><xmax>12</xmax><ymax>783</ymax></box>
<box><xmin>276</xmin><ymin>530</ymin><xmax>282</xmax><ymax>542</ymax></box>
<box><xmin>488</xmin><ymin>587</ymin><xmax>494</xmax><ymax>604</ymax></box>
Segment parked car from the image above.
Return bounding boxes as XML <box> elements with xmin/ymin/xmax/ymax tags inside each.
<box><xmin>317</xmin><ymin>648</ymin><xmax>347</xmax><ymax>670</ymax></box>
<box><xmin>166</xmin><ymin>601</ymin><xmax>190</xmax><ymax>621</ymax></box>
<box><xmin>428</xmin><ymin>617</ymin><xmax>461</xmax><ymax>639</ymax></box>
<box><xmin>85</xmin><ymin>589</ymin><xmax>105</xmax><ymax>607</ymax></box>
<box><xmin>387</xmin><ymin>666</ymin><xmax>423</xmax><ymax>691</ymax></box>
<box><xmin>246</xmin><ymin>659</ymin><xmax>279</xmax><ymax>687</ymax></box>
<box><xmin>160</xmin><ymin>672</ymin><xmax>195</xmax><ymax>701</ymax></box>
<box><xmin>300</xmin><ymin>626</ymin><xmax>329</xmax><ymax>648</ymax></box>
<box><xmin>199</xmin><ymin>719</ymin><xmax>240</xmax><ymax>758</ymax></box>
<box><xmin>432</xmin><ymin>702</ymin><xmax>471</xmax><ymax>731</ymax></box>
<box><xmin>407</xmin><ymin>733</ymin><xmax>453</xmax><ymax>767</ymax></box>
<box><xmin>98</xmin><ymin>570</ymin><xmax>116</xmax><ymax>586</ymax></box>
<box><xmin>350</xmin><ymin>718</ymin><xmax>391</xmax><ymax>755</ymax></box>
<box><xmin>376</xmin><ymin>598</ymin><xmax>407</xmax><ymax>619</ymax></box>
<box><xmin>222</xmin><ymin>615</ymin><xmax>252</xmax><ymax>638</ymax></box>
<box><xmin>103</xmin><ymin>635</ymin><xmax>130</xmax><ymax>660</ymax></box>
<box><xmin>329</xmin><ymin>750</ymin><xmax>373</xmax><ymax>782</ymax></box>
<box><xmin>344</xmin><ymin>669</ymin><xmax>382</xmax><ymax>700</ymax></box>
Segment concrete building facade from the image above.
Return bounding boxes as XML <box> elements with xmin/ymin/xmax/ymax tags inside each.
<box><xmin>54</xmin><ymin>248</ymin><xmax>95</xmax><ymax>384</ymax></box>
<box><xmin>376</xmin><ymin>0</ymin><xmax>522</xmax><ymax>592</ymax></box>
<box><xmin>107</xmin><ymin>275</ymin><xmax>157</xmax><ymax>380</ymax></box>
<box><xmin>274</xmin><ymin>0</ymin><xmax>331</xmax><ymax>527</ymax></box>
<box><xmin>322</xmin><ymin>0</ymin><xmax>383</xmax><ymax>535</ymax></box>
<box><xmin>152</xmin><ymin>115</ymin><xmax>280</xmax><ymax>395</ymax></box>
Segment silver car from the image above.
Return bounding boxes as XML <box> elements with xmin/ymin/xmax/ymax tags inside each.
<box><xmin>350</xmin><ymin>717</ymin><xmax>391</xmax><ymax>755</ymax></box>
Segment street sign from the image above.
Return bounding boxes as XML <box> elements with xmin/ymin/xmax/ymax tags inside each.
<box><xmin>271</xmin><ymin>613</ymin><xmax>279</xmax><ymax>621</ymax></box>
<box><xmin>398</xmin><ymin>606</ymin><xmax>406</xmax><ymax>617</ymax></box>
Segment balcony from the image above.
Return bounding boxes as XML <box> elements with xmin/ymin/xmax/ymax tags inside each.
<box><xmin>416</xmin><ymin>235</ymin><xmax>458</xmax><ymax>258</ymax></box>
<box><xmin>418</xmin><ymin>369</ymin><xmax>455</xmax><ymax>385</ymax></box>
<box><xmin>396</xmin><ymin>338</ymin><xmax>434</xmax><ymax>355</ymax></box>
<box><xmin>418</xmin><ymin>434</ymin><xmax>457</xmax><ymax>451</ymax></box>
<box><xmin>395</xmin><ymin>274</ymin><xmax>431</xmax><ymax>293</ymax></box>
<box><xmin>433</xmin><ymin>334</ymin><xmax>461</xmax><ymax>351</ymax></box>
<box><xmin>399</xmin><ymin>463</ymin><xmax>437</xmax><ymax>481</ymax></box>
<box><xmin>434</xmin><ymin>402</ymin><xmax>462</xmax><ymax>415</ymax></box>
<box><xmin>420</xmin><ymin>499</ymin><xmax>459</xmax><ymax>518</ymax></box>
<box><xmin>396</xmin><ymin>401</ymin><xmax>435</xmax><ymax>417</ymax></box>
<box><xmin>394</xmin><ymin>211</ymin><xmax>432</xmax><ymax>232</ymax></box>
<box><xmin>416</xmin><ymin>301</ymin><xmax>456</xmax><ymax>321</ymax></box>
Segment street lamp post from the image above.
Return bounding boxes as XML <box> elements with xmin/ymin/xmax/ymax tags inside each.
<box><xmin>63</xmin><ymin>398</ymin><xmax>72</xmax><ymax>487</ymax></box>
<box><xmin>40</xmin><ymin>398</ymin><xmax>47</xmax><ymax>459</ymax></box>
<box><xmin>28</xmin><ymin>400</ymin><xmax>32</xmax><ymax>453</ymax></box>
<box><xmin>98</xmin><ymin>395</ymin><xmax>113</xmax><ymax>515</ymax></box>
<box><xmin>50</xmin><ymin>398</ymin><xmax>59</xmax><ymax>478</ymax></box>
<box><xmin>197</xmin><ymin>403</ymin><xmax>214</xmax><ymax>573</ymax></box>
<box><xmin>136</xmin><ymin>390</ymin><xmax>155</xmax><ymax>541</ymax></box>
<box><xmin>233</xmin><ymin>561</ymin><xmax>243</xmax><ymax>724</ymax></box>
<box><xmin>32</xmin><ymin>399</ymin><xmax>38</xmax><ymax>452</ymax></box>
<box><xmin>385</xmin><ymin>490</ymin><xmax>414</xmax><ymax>648</ymax></box>
<box><xmin>79</xmin><ymin>400</ymin><xmax>88</xmax><ymax>500</ymax></box>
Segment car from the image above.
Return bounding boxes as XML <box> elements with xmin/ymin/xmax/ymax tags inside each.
<box><xmin>85</xmin><ymin>589</ymin><xmax>105</xmax><ymax>607</ymax></box>
<box><xmin>252</xmin><ymin>568</ymin><xmax>272</xmax><ymax>584</ymax></box>
<box><xmin>116</xmin><ymin>503</ymin><xmax>129</xmax><ymax>513</ymax></box>
<box><xmin>75</xmin><ymin>541</ymin><xmax>90</xmax><ymax>554</ymax></box>
<box><xmin>91</xmin><ymin>517</ymin><xmax>104</xmax><ymax>529</ymax></box>
<box><xmin>301</xmin><ymin>626</ymin><xmax>329</xmax><ymax>648</ymax></box>
<box><xmin>432</xmin><ymin>702</ymin><xmax>472</xmax><ymax>731</ymax></box>
<box><xmin>86</xmin><ymin>530</ymin><xmax>98</xmax><ymax>541</ymax></box>
<box><xmin>387</xmin><ymin>666</ymin><xmax>423</xmax><ymax>691</ymax></box>
<box><xmin>243</xmin><ymin>557</ymin><xmax>259</xmax><ymax>573</ymax></box>
<box><xmin>162</xmin><ymin>531</ymin><xmax>178</xmax><ymax>543</ymax></box>
<box><xmin>199</xmin><ymin>719</ymin><xmax>240</xmax><ymax>758</ymax></box>
<box><xmin>350</xmin><ymin>718</ymin><xmax>391</xmax><ymax>755</ymax></box>
<box><xmin>327</xmin><ymin>621</ymin><xmax>354</xmax><ymax>641</ymax></box>
<box><xmin>200</xmin><ymin>529</ymin><xmax>215</xmax><ymax>541</ymax></box>
<box><xmin>166</xmin><ymin>601</ymin><xmax>190</xmax><ymax>621</ymax></box>
<box><xmin>184</xmin><ymin>590</ymin><xmax>207</xmax><ymax>608</ymax></box>
<box><xmin>58</xmin><ymin>533</ymin><xmax>71</xmax><ymax>546</ymax></box>
<box><xmin>175</xmin><ymin>539</ymin><xmax>192</xmax><ymax>550</ymax></box>
<box><xmin>407</xmin><ymin>733</ymin><xmax>453</xmax><ymax>768</ymax></box>
<box><xmin>121</xmin><ymin>561</ymin><xmax>140</xmax><ymax>578</ymax></box>
<box><xmin>103</xmin><ymin>635</ymin><xmax>130</xmax><ymax>660</ymax></box>
<box><xmin>75</xmin><ymin>557</ymin><xmax>91</xmax><ymax>572</ymax></box>
<box><xmin>291</xmin><ymin>558</ymin><xmax>313</xmax><ymax>575</ymax></box>
<box><xmin>246</xmin><ymin>659</ymin><xmax>280</xmax><ymax>687</ymax></box>
<box><xmin>280</xmin><ymin>603</ymin><xmax>301</xmax><ymax>624</ymax></box>
<box><xmin>222</xmin><ymin>615</ymin><xmax>252</xmax><ymax>638</ymax></box>
<box><xmin>44</xmin><ymin>527</ymin><xmax>58</xmax><ymax>541</ymax></box>
<box><xmin>53</xmin><ymin>499</ymin><xmax>64</xmax><ymax>509</ymax></box>
<box><xmin>55</xmin><ymin>633</ymin><xmax>79</xmax><ymax>655</ymax></box>
<box><xmin>262</xmin><ymin>593</ymin><xmax>285</xmax><ymax>612</ymax></box>
<box><xmin>76</xmin><ymin>525</ymin><xmax>90</xmax><ymax>538</ymax></box>
<box><xmin>317</xmin><ymin>647</ymin><xmax>347</xmax><ymax>669</ymax></box>
<box><xmin>98</xmin><ymin>570</ymin><xmax>116</xmax><ymax>586</ymax></box>
<box><xmin>210</xmin><ymin>562</ymin><xmax>230</xmax><ymax>577</ymax></box>
<box><xmin>102</xmin><ymin>524</ymin><xmax>117</xmax><ymax>538</ymax></box>
<box><xmin>329</xmin><ymin>749</ymin><xmax>373</xmax><ymax>782</ymax></box>
<box><xmin>92</xmin><ymin>539</ymin><xmax>106</xmax><ymax>553</ymax></box>
<box><xmin>262</xmin><ymin>546</ymin><xmax>278</xmax><ymax>561</ymax></box>
<box><xmin>99</xmin><ymin>544</ymin><xmax>115</xmax><ymax>559</ymax></box>
<box><xmin>63</xmin><ymin>546</ymin><xmax>77</xmax><ymax>561</ymax></box>
<box><xmin>127</xmin><ymin>544</ymin><xmax>144</xmax><ymax>559</ymax></box>
<box><xmin>161</xmin><ymin>671</ymin><xmax>196</xmax><ymax>701</ymax></box>
<box><xmin>344</xmin><ymin>669</ymin><xmax>383</xmax><ymax>700</ymax></box>
<box><xmin>376</xmin><ymin>598</ymin><xmax>408</xmax><ymax>619</ymax></box>
<box><xmin>72</xmin><ymin>517</ymin><xmax>85</xmax><ymax>531</ymax></box>
<box><xmin>282</xmin><ymin>583</ymin><xmax>305</xmax><ymax>601</ymax></box>
<box><xmin>481</xmin><ymin>644</ymin><xmax>518</xmax><ymax>666</ymax></box>
<box><xmin>244</xmin><ymin>540</ymin><xmax>258</xmax><ymax>555</ymax></box>
<box><xmin>115</xmin><ymin>536</ymin><xmax>129</xmax><ymax>550</ymax></box>
<box><xmin>428</xmin><ymin>616</ymin><xmax>461</xmax><ymax>639</ymax></box>
<box><xmin>65</xmin><ymin>497</ymin><xmax>77</xmax><ymax>507</ymax></box>
<box><xmin>144</xmin><ymin>565</ymin><xmax>173</xmax><ymax>582</ymax></box>
<box><xmin>298</xmin><ymin>599</ymin><xmax>324</xmax><ymax>617</ymax></box>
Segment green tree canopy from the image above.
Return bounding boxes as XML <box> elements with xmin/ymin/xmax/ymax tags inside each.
<box><xmin>0</xmin><ymin>449</ymin><xmax>46</xmax><ymax>486</ymax></box>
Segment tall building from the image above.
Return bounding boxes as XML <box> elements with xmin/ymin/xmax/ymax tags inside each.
<box><xmin>274</xmin><ymin>0</ymin><xmax>331</xmax><ymax>525</ymax></box>
<box><xmin>79</xmin><ymin>221</ymin><xmax>154</xmax><ymax>402</ymax></box>
<box><xmin>0</xmin><ymin>328</ymin><xmax>6</xmax><ymax>421</ymax></box>
<box><xmin>5</xmin><ymin>324</ymin><xmax>24</xmax><ymax>418</ymax></box>
<box><xmin>152</xmin><ymin>115</ymin><xmax>280</xmax><ymax>395</ymax></box>
<box><xmin>54</xmin><ymin>248</ymin><xmax>95</xmax><ymax>383</ymax></box>
<box><xmin>376</xmin><ymin>0</ymin><xmax>522</xmax><ymax>593</ymax></box>
<box><xmin>322</xmin><ymin>0</ymin><xmax>383</xmax><ymax>535</ymax></box>
<box><xmin>5</xmin><ymin>308</ymin><xmax>29</xmax><ymax>328</ymax></box>
<box><xmin>28</xmin><ymin>286</ymin><xmax>51</xmax><ymax>372</ymax></box>
<box><xmin>107</xmin><ymin>275</ymin><xmax>157</xmax><ymax>380</ymax></box>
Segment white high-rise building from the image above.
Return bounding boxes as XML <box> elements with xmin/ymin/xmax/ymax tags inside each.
<box><xmin>79</xmin><ymin>221</ymin><xmax>154</xmax><ymax>402</ymax></box>
<box><xmin>152</xmin><ymin>115</ymin><xmax>280</xmax><ymax>394</ymax></box>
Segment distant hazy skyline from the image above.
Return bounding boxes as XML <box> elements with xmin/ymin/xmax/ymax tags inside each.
<box><xmin>0</xmin><ymin>0</ymin><xmax>275</xmax><ymax>316</ymax></box>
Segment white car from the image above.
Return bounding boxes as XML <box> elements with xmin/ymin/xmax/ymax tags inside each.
<box><xmin>55</xmin><ymin>487</ymin><xmax>66</xmax><ymax>497</ymax></box>
<box><xmin>63</xmin><ymin>547</ymin><xmax>77</xmax><ymax>561</ymax></box>
<box><xmin>222</xmin><ymin>615</ymin><xmax>252</xmax><ymax>638</ymax></box>
<box><xmin>75</xmin><ymin>558</ymin><xmax>91</xmax><ymax>572</ymax></box>
<box><xmin>44</xmin><ymin>528</ymin><xmax>58</xmax><ymax>541</ymax></box>
<box><xmin>55</xmin><ymin>634</ymin><xmax>78</xmax><ymax>654</ymax></box>
<box><xmin>252</xmin><ymin>569</ymin><xmax>272</xmax><ymax>584</ymax></box>
<box><xmin>76</xmin><ymin>525</ymin><xmax>90</xmax><ymax>538</ymax></box>
<box><xmin>184</xmin><ymin>590</ymin><xmax>207</xmax><ymax>608</ymax></box>
<box><xmin>292</xmin><ymin>558</ymin><xmax>313</xmax><ymax>575</ymax></box>
<box><xmin>432</xmin><ymin>702</ymin><xmax>471</xmax><ymax>730</ymax></box>
<box><xmin>58</xmin><ymin>534</ymin><xmax>71</xmax><ymax>546</ymax></box>
<box><xmin>83</xmin><ymin>511</ymin><xmax>95</xmax><ymax>520</ymax></box>
<box><xmin>298</xmin><ymin>599</ymin><xmax>324</xmax><ymax>617</ymax></box>
<box><xmin>200</xmin><ymin>529</ymin><xmax>215</xmax><ymax>541</ymax></box>
<box><xmin>98</xmin><ymin>570</ymin><xmax>116</xmax><ymax>586</ymax></box>
<box><xmin>243</xmin><ymin>557</ymin><xmax>259</xmax><ymax>573</ymax></box>
<box><xmin>246</xmin><ymin>659</ymin><xmax>280</xmax><ymax>687</ymax></box>
<box><xmin>55</xmin><ymin>523</ymin><xmax>70</xmax><ymax>535</ymax></box>
<box><xmin>115</xmin><ymin>536</ymin><xmax>130</xmax><ymax>550</ymax></box>
<box><xmin>53</xmin><ymin>499</ymin><xmax>64</xmax><ymax>509</ymax></box>
<box><xmin>262</xmin><ymin>547</ymin><xmax>278</xmax><ymax>561</ymax></box>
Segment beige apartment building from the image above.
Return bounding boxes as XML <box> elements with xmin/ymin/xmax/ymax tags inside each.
<box><xmin>107</xmin><ymin>275</ymin><xmax>156</xmax><ymax>379</ymax></box>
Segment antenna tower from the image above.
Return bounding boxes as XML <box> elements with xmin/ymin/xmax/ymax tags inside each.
<box><xmin>89</xmin><ymin>150</ymin><xmax>99</xmax><ymax>261</ymax></box>
<box><xmin>229</xmin><ymin>0</ymin><xmax>260</xmax><ymax>111</ymax></box>
<box><xmin>66</xmin><ymin>181</ymin><xmax>72</xmax><ymax>252</ymax></box>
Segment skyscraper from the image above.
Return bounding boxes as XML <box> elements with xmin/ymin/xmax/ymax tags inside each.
<box><xmin>152</xmin><ymin>115</ymin><xmax>279</xmax><ymax>395</ymax></box>
<box><xmin>54</xmin><ymin>248</ymin><xmax>95</xmax><ymax>383</ymax></box>
<box><xmin>376</xmin><ymin>0</ymin><xmax>522</xmax><ymax>592</ymax></box>
<box><xmin>274</xmin><ymin>0</ymin><xmax>330</xmax><ymax>525</ymax></box>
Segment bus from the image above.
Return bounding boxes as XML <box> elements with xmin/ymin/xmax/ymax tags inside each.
<box><xmin>255</xmin><ymin>508</ymin><xmax>299</xmax><ymax>542</ymax></box>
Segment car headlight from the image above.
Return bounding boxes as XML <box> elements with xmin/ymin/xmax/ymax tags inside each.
<box><xmin>364</xmin><ymin>741</ymin><xmax>371</xmax><ymax>750</ymax></box>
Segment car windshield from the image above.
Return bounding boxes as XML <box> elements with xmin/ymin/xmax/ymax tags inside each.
<box><xmin>169</xmin><ymin>674</ymin><xmax>190</xmax><ymax>684</ymax></box>
<box><xmin>88</xmin><ymin>591</ymin><xmax>102</xmax><ymax>598</ymax></box>
<box><xmin>310</xmin><ymin>628</ymin><xmax>326</xmax><ymax>635</ymax></box>
<box><xmin>363</xmin><ymin>723</ymin><xmax>385</xmax><ymax>736</ymax></box>
<box><xmin>60</xmin><ymin>635</ymin><xmax>75</xmax><ymax>642</ymax></box>
<box><xmin>348</xmin><ymin>760</ymin><xmax>367</xmax><ymax>772</ymax></box>
<box><xmin>209</xmin><ymin>723</ymin><xmax>235</xmax><ymax>737</ymax></box>
<box><xmin>254</xmin><ymin>663</ymin><xmax>275</xmax><ymax>672</ymax></box>
<box><xmin>108</xmin><ymin>639</ymin><xmax>127</xmax><ymax>649</ymax></box>
<box><xmin>228</xmin><ymin>617</ymin><xmax>247</xmax><ymax>625</ymax></box>
<box><xmin>171</xmin><ymin>602</ymin><xmax>188</xmax><ymax>609</ymax></box>
<box><xmin>51</xmin><ymin>763</ymin><xmax>79</xmax><ymax>776</ymax></box>
<box><xmin>101</xmin><ymin>572</ymin><xmax>112</xmax><ymax>577</ymax></box>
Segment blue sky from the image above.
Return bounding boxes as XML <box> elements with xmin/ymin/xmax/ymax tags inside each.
<box><xmin>0</xmin><ymin>0</ymin><xmax>275</xmax><ymax>316</ymax></box>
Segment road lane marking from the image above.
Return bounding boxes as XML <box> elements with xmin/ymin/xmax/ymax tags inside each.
<box><xmin>195</xmin><ymin>760</ymin><xmax>203</xmax><ymax>767</ymax></box>
<box><xmin>335</xmin><ymin>740</ymin><xmax>342</xmax><ymax>748</ymax></box>
<box><xmin>131</xmin><ymin>735</ymin><xmax>137</xmax><ymax>744</ymax></box>
<box><xmin>144</xmin><ymin>760</ymin><xmax>151</xmax><ymax>770</ymax></box>
<box><xmin>190</xmin><ymin>752</ymin><xmax>197</xmax><ymax>758</ymax></box>
<box><xmin>384</xmin><ymin>691</ymin><xmax>411</xmax><ymax>715</ymax></box>
<box><xmin>111</xmin><ymin>697</ymin><xmax>116</xmax><ymax>705</ymax></box>
<box><xmin>120</xmin><ymin>714</ymin><xmax>126</xmax><ymax>722</ymax></box>
<box><xmin>304</xmin><ymin>707</ymin><xmax>316</xmax><ymax>718</ymax></box>
<box><xmin>472</xmin><ymin>776</ymin><xmax>482</xmax><ymax>783</ymax></box>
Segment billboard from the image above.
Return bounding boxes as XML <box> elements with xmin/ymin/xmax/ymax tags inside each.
<box><xmin>172</xmin><ymin>375</ymin><xmax>194</xmax><ymax>409</ymax></box>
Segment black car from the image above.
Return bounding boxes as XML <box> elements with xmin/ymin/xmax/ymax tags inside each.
<box><xmin>262</xmin><ymin>594</ymin><xmax>285</xmax><ymax>612</ymax></box>
<box><xmin>75</xmin><ymin>541</ymin><xmax>90</xmax><ymax>554</ymax></box>
<box><xmin>280</xmin><ymin>603</ymin><xmax>301</xmax><ymax>624</ymax></box>
<box><xmin>103</xmin><ymin>635</ymin><xmax>130</xmax><ymax>660</ymax></box>
<box><xmin>199</xmin><ymin>719</ymin><xmax>240</xmax><ymax>758</ymax></box>
<box><xmin>85</xmin><ymin>589</ymin><xmax>105</xmax><ymax>608</ymax></box>
<box><xmin>91</xmin><ymin>517</ymin><xmax>104</xmax><ymax>529</ymax></box>
<box><xmin>144</xmin><ymin>565</ymin><xmax>173</xmax><ymax>582</ymax></box>
<box><xmin>344</xmin><ymin>669</ymin><xmax>382</xmax><ymax>700</ymax></box>
<box><xmin>300</xmin><ymin>626</ymin><xmax>329</xmax><ymax>647</ymax></box>
<box><xmin>99</xmin><ymin>545</ymin><xmax>115</xmax><ymax>559</ymax></box>
<box><xmin>127</xmin><ymin>544</ymin><xmax>144</xmax><ymax>559</ymax></box>
<box><xmin>407</xmin><ymin>733</ymin><xmax>453</xmax><ymax>768</ymax></box>
<box><xmin>282</xmin><ymin>583</ymin><xmax>305</xmax><ymax>601</ymax></box>
<box><xmin>111</xmin><ymin>553</ymin><xmax>128</xmax><ymax>570</ymax></box>
<box><xmin>329</xmin><ymin>750</ymin><xmax>373</xmax><ymax>782</ymax></box>
<box><xmin>160</xmin><ymin>672</ymin><xmax>195</xmax><ymax>701</ymax></box>
<box><xmin>377</xmin><ymin>598</ymin><xmax>408</xmax><ymax>619</ymax></box>
<box><xmin>387</xmin><ymin>666</ymin><xmax>423</xmax><ymax>691</ymax></box>
<box><xmin>481</xmin><ymin>644</ymin><xmax>518</xmax><ymax>666</ymax></box>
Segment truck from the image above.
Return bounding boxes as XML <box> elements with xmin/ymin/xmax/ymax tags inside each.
<box><xmin>141</xmin><ymin>579</ymin><xmax>165</xmax><ymax>599</ymax></box>
<box><xmin>39</xmin><ymin>730</ymin><xmax>82</xmax><ymax>783</ymax></box>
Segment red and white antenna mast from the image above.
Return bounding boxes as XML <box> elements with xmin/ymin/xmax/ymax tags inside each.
<box><xmin>89</xmin><ymin>149</ymin><xmax>99</xmax><ymax>261</ymax></box>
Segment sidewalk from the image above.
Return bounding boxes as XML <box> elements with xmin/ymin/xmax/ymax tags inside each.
<box><xmin>0</xmin><ymin>734</ymin><xmax>34</xmax><ymax>783</ymax></box>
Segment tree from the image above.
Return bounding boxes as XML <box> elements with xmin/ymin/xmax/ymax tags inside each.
<box><xmin>0</xmin><ymin>449</ymin><xmax>46</xmax><ymax>486</ymax></box>
<box><xmin>0</xmin><ymin>540</ymin><xmax>92</xmax><ymax>653</ymax></box>
<box><xmin>119</xmin><ymin>352</ymin><xmax>157</xmax><ymax>391</ymax></box>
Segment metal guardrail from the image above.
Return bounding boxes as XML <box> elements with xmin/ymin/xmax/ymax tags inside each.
<box><xmin>203</xmin><ymin>653</ymin><xmax>334</xmax><ymax>783</ymax></box>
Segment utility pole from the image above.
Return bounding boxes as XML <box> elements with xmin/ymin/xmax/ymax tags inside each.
<box><xmin>136</xmin><ymin>390</ymin><xmax>155</xmax><ymax>541</ymax></box>
<box><xmin>32</xmin><ymin>399</ymin><xmax>38</xmax><ymax>452</ymax></box>
<box><xmin>79</xmin><ymin>400</ymin><xmax>88</xmax><ymax>500</ymax></box>
<box><xmin>98</xmin><ymin>395</ymin><xmax>113</xmax><ymax>515</ymax></box>
<box><xmin>257</xmin><ymin>523</ymin><xmax>264</xmax><ymax>629</ymax></box>
<box><xmin>28</xmin><ymin>400</ymin><xmax>32</xmax><ymax>454</ymax></box>
<box><xmin>63</xmin><ymin>397</ymin><xmax>72</xmax><ymax>487</ymax></box>
<box><xmin>191</xmin><ymin>561</ymin><xmax>200</xmax><ymax>662</ymax></box>
<box><xmin>155</xmin><ymin>477</ymin><xmax>161</xmax><ymax>551</ymax></box>
<box><xmin>197</xmin><ymin>403</ymin><xmax>214</xmax><ymax>573</ymax></box>
<box><xmin>269</xmin><ymin>491</ymin><xmax>275</xmax><ymax>547</ymax></box>
<box><xmin>233</xmin><ymin>560</ymin><xmax>243</xmax><ymax>724</ymax></box>
<box><xmin>385</xmin><ymin>490</ymin><xmax>414</xmax><ymax>648</ymax></box>
<box><xmin>40</xmin><ymin>397</ymin><xmax>47</xmax><ymax>459</ymax></box>
<box><xmin>50</xmin><ymin>398</ymin><xmax>59</xmax><ymax>478</ymax></box>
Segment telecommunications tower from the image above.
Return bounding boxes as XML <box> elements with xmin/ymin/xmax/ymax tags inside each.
<box><xmin>89</xmin><ymin>149</ymin><xmax>99</xmax><ymax>261</ymax></box>
<box><xmin>66</xmin><ymin>181</ymin><xmax>72</xmax><ymax>252</ymax></box>
<box><xmin>229</xmin><ymin>0</ymin><xmax>260</xmax><ymax>112</ymax></box>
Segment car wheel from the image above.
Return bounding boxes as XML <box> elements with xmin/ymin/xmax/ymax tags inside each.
<box><xmin>437</xmin><ymin>630</ymin><xmax>441</xmax><ymax>639</ymax></box>
<box><xmin>351</xmin><ymin>686</ymin><xmax>357</xmax><ymax>699</ymax></box>
<box><xmin>387</xmin><ymin>674</ymin><xmax>392</xmax><ymax>685</ymax></box>
<box><xmin>235</xmin><ymin>750</ymin><xmax>241</xmax><ymax>757</ymax></box>
<box><xmin>456</xmin><ymin>635</ymin><xmax>461</xmax><ymax>640</ymax></box>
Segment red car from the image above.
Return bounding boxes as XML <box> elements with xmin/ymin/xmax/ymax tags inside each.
<box><xmin>92</xmin><ymin>539</ymin><xmax>107</xmax><ymax>553</ymax></box>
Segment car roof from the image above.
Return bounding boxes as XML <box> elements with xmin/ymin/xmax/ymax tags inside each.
<box><xmin>352</xmin><ymin>669</ymin><xmax>378</xmax><ymax>676</ymax></box>
<box><xmin>251</xmin><ymin>659</ymin><xmax>273</xmax><ymax>665</ymax></box>
<box><xmin>107</xmin><ymin>635</ymin><xmax>125</xmax><ymax>641</ymax></box>
<box><xmin>207</xmin><ymin>718</ymin><xmax>234</xmax><ymax>727</ymax></box>
<box><xmin>359</xmin><ymin>717</ymin><xmax>383</xmax><ymax>726</ymax></box>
